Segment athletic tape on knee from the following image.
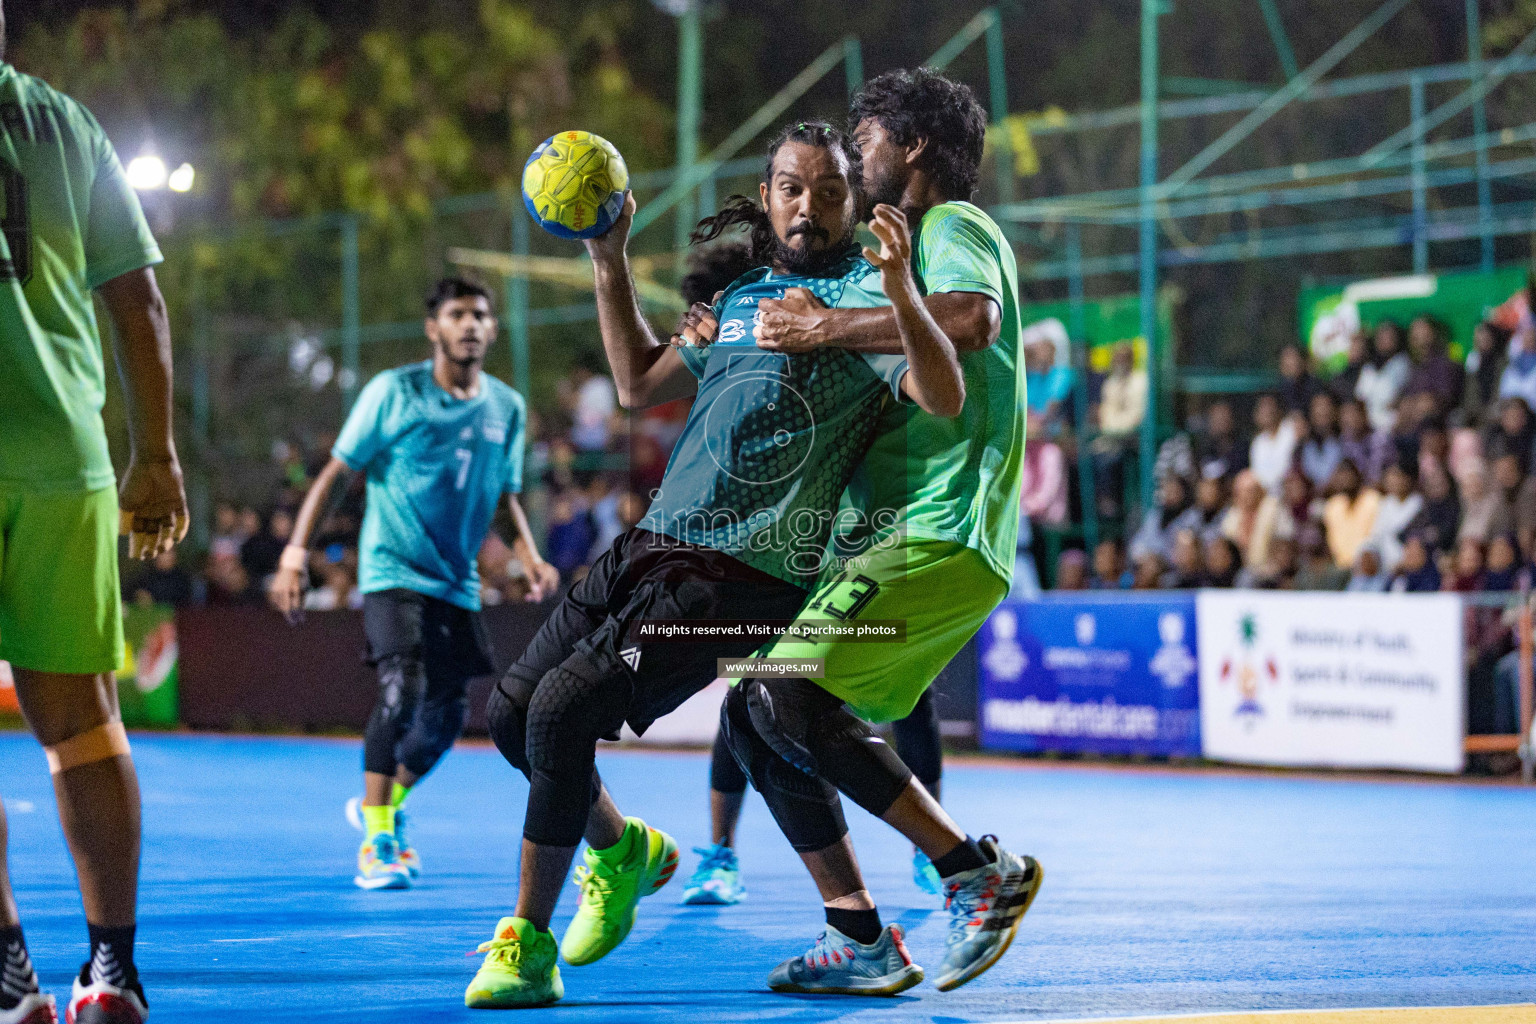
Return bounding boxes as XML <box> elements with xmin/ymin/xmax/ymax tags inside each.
<box><xmin>44</xmin><ymin>722</ymin><xmax>130</xmax><ymax>774</ymax></box>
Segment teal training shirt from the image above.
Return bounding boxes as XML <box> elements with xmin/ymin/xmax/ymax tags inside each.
<box><xmin>333</xmin><ymin>361</ymin><xmax>526</xmax><ymax>610</ymax></box>
<box><xmin>642</xmin><ymin>251</ymin><xmax>905</xmax><ymax>587</ymax></box>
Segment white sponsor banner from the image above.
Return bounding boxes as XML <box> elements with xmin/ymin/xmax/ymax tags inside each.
<box><xmin>1196</xmin><ymin>591</ymin><xmax>1464</xmax><ymax>773</ymax></box>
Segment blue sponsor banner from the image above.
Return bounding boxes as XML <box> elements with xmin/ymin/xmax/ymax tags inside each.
<box><xmin>979</xmin><ymin>593</ymin><xmax>1201</xmax><ymax>757</ymax></box>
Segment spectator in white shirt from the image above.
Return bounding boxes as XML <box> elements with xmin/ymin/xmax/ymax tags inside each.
<box><xmin>1356</xmin><ymin>320</ymin><xmax>1412</xmax><ymax>431</ymax></box>
<box><xmin>1248</xmin><ymin>394</ymin><xmax>1300</xmax><ymax>494</ymax></box>
<box><xmin>563</xmin><ymin>355</ymin><xmax>617</xmax><ymax>452</ymax></box>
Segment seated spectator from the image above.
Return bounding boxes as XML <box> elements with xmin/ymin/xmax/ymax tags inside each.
<box><xmin>1193</xmin><ymin>398</ymin><xmax>1248</xmax><ymax>480</ymax></box>
<box><xmin>562</xmin><ymin>355</ymin><xmax>618</xmax><ymax>453</ymax></box>
<box><xmin>1369</xmin><ymin>461</ymin><xmax>1423</xmax><ymax>571</ymax></box>
<box><xmin>303</xmin><ymin>552</ymin><xmax>362</xmax><ymax>611</ymax></box>
<box><xmin>1271</xmin><ymin>469</ymin><xmax>1317</xmax><ymax>543</ymax></box>
<box><xmin>1090</xmin><ymin>537</ymin><xmax>1133</xmax><ymax>590</ymax></box>
<box><xmin>1417</xmin><ymin>418</ymin><xmax>1450</xmax><ymax>484</ymax></box>
<box><xmin>125</xmin><ymin>548</ymin><xmax>195</xmax><ymax>607</ymax></box>
<box><xmin>587</xmin><ymin>473</ymin><xmax>627</xmax><ymax>563</ymax></box>
<box><xmin>1338</xmin><ymin>398</ymin><xmax>1389</xmax><ymax>484</ymax></box>
<box><xmin>1248</xmin><ymin>394</ymin><xmax>1301</xmax><ymax>494</ymax></box>
<box><xmin>1054</xmin><ymin>549</ymin><xmax>1088</xmax><ymax>590</ymax></box>
<box><xmin>1460</xmin><ymin>321</ymin><xmax>1510</xmax><ymax>427</ymax></box>
<box><xmin>1444</xmin><ymin>536</ymin><xmax>1487</xmax><ymax>592</ymax></box>
<box><xmin>1389</xmin><ymin>534</ymin><xmax>1441</xmax><ymax>593</ymax></box>
<box><xmin>1203</xmin><ymin>536</ymin><xmax>1241</xmax><ymax>589</ymax></box>
<box><xmin>1484</xmin><ymin>534</ymin><xmax>1520</xmax><ymax>591</ymax></box>
<box><xmin>1278</xmin><ymin>343</ymin><xmax>1321</xmax><ymax>414</ymax></box>
<box><xmin>1090</xmin><ymin>342</ymin><xmax>1148</xmax><ymax>519</ymax></box>
<box><xmin>1321</xmin><ymin>459</ymin><xmax>1380</xmax><ymax>569</ymax></box>
<box><xmin>1346</xmin><ymin>547</ymin><xmax>1390</xmax><ymax>592</ymax></box>
<box><xmin>1173</xmin><ymin>472</ymin><xmax>1230</xmax><ymax>546</ymax></box>
<box><xmin>1239</xmin><ymin>534</ymin><xmax>1299</xmax><ymax>589</ymax></box>
<box><xmin>1483</xmin><ymin>397</ymin><xmax>1534</xmax><ymax>467</ymax></box>
<box><xmin>1222</xmin><ymin>469</ymin><xmax>1277</xmax><ymax>569</ymax></box>
<box><xmin>1153</xmin><ymin>414</ymin><xmax>1196</xmax><ymax>485</ymax></box>
<box><xmin>1401</xmin><ymin>314</ymin><xmax>1463</xmax><ymax>416</ymax></box>
<box><xmin>241</xmin><ymin>508</ymin><xmax>292</xmax><ymax>587</ymax></box>
<box><xmin>1132</xmin><ymin>552</ymin><xmax>1166</xmax><ymax>590</ymax></box>
<box><xmin>1129</xmin><ymin>473</ymin><xmax>1192</xmax><ymax>561</ymax></box>
<box><xmin>1458</xmin><ymin>460</ymin><xmax>1511</xmax><ymax>544</ymax></box>
<box><xmin>1385</xmin><ymin>392</ymin><xmax>1434</xmax><ymax>472</ymax></box>
<box><xmin>1024</xmin><ymin>321</ymin><xmax>1077</xmax><ymax>438</ymax></box>
<box><xmin>1162</xmin><ymin>529</ymin><xmax>1206</xmax><ymax>589</ymax></box>
<box><xmin>204</xmin><ymin>543</ymin><xmax>256</xmax><ymax>605</ymax></box>
<box><xmin>1498</xmin><ymin>332</ymin><xmax>1536</xmax><ymax>411</ymax></box>
<box><xmin>1357</xmin><ymin>319</ymin><xmax>1411</xmax><ymax>431</ymax></box>
<box><xmin>1406</xmin><ymin>462</ymin><xmax>1461</xmax><ymax>554</ymax></box>
<box><xmin>1329</xmin><ymin>329</ymin><xmax>1371</xmax><ymax>404</ymax></box>
<box><xmin>1020</xmin><ymin>435</ymin><xmax>1068</xmax><ymax>526</ymax></box>
<box><xmin>1292</xmin><ymin>525</ymin><xmax>1349</xmax><ymax>591</ymax></box>
<box><xmin>544</xmin><ymin>488</ymin><xmax>596</xmax><ymax>576</ymax></box>
<box><xmin>1299</xmin><ymin>392</ymin><xmax>1342</xmax><ymax>488</ymax></box>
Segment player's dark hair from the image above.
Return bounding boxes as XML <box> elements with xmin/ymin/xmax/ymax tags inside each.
<box><xmin>679</xmin><ymin>240</ymin><xmax>758</xmax><ymax>305</ymax></box>
<box><xmin>688</xmin><ymin>120</ymin><xmax>861</xmax><ymax>264</ymax></box>
<box><xmin>850</xmin><ymin>67</ymin><xmax>987</xmax><ymax>201</ymax></box>
<box><xmin>425</xmin><ymin>276</ymin><xmax>493</xmax><ymax>316</ymax></box>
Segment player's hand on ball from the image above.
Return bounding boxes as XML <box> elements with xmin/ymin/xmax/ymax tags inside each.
<box><xmin>863</xmin><ymin>204</ymin><xmax>917</xmax><ymax>301</ymax></box>
<box><xmin>582</xmin><ymin>191</ymin><xmax>635</xmax><ymax>263</ymax></box>
<box><xmin>118</xmin><ymin>455</ymin><xmax>189</xmax><ymax>560</ymax></box>
<box><xmin>524</xmin><ymin>559</ymin><xmax>561</xmax><ymax>603</ymax></box>
<box><xmin>756</xmin><ymin>287</ymin><xmax>830</xmax><ymax>352</ymax></box>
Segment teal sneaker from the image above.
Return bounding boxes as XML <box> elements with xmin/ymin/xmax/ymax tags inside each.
<box><xmin>355</xmin><ymin>832</ymin><xmax>412</xmax><ymax>891</ymax></box>
<box><xmin>767</xmin><ymin>924</ymin><xmax>924</xmax><ymax>995</ymax></box>
<box><xmin>395</xmin><ymin>809</ymin><xmax>420</xmax><ymax>879</ymax></box>
<box><xmin>912</xmin><ymin>848</ymin><xmax>942</xmax><ymax>896</ymax></box>
<box><xmin>932</xmin><ymin>838</ymin><xmax>1043</xmax><ymax>991</ymax></box>
<box><xmin>681</xmin><ymin>843</ymin><xmax>744</xmax><ymax>905</ymax></box>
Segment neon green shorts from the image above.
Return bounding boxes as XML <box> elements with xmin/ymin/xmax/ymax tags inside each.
<box><xmin>0</xmin><ymin>485</ymin><xmax>124</xmax><ymax>675</ymax></box>
<box><xmin>757</xmin><ymin>537</ymin><xmax>1007</xmax><ymax>723</ymax></box>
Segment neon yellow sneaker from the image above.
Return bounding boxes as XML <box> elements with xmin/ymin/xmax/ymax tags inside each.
<box><xmin>559</xmin><ymin>816</ymin><xmax>679</xmax><ymax>966</ymax></box>
<box><xmin>465</xmin><ymin>917</ymin><xmax>563</xmax><ymax>1009</ymax></box>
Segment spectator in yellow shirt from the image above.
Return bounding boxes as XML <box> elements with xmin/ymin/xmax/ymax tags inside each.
<box><xmin>1322</xmin><ymin>458</ymin><xmax>1382</xmax><ymax>569</ymax></box>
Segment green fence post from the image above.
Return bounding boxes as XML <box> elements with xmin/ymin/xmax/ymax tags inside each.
<box><xmin>190</xmin><ymin>267</ymin><xmax>212</xmax><ymax>551</ymax></box>
<box><xmin>340</xmin><ymin>214</ymin><xmax>361</xmax><ymax>406</ymax></box>
<box><xmin>674</xmin><ymin>3</ymin><xmax>702</xmax><ymax>254</ymax></box>
<box><xmin>1138</xmin><ymin>0</ymin><xmax>1163</xmax><ymax>517</ymax></box>
<box><xmin>509</xmin><ymin>211</ymin><xmax>532</xmax><ymax>400</ymax></box>
<box><xmin>985</xmin><ymin>10</ymin><xmax>1013</xmax><ymax>205</ymax></box>
<box><xmin>1466</xmin><ymin>0</ymin><xmax>1495</xmax><ymax>273</ymax></box>
<box><xmin>1411</xmin><ymin>73</ymin><xmax>1428</xmax><ymax>275</ymax></box>
<box><xmin>1067</xmin><ymin>222</ymin><xmax>1098</xmax><ymax>554</ymax></box>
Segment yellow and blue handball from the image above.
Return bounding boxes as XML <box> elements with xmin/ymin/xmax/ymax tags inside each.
<box><xmin>522</xmin><ymin>130</ymin><xmax>629</xmax><ymax>240</ymax></box>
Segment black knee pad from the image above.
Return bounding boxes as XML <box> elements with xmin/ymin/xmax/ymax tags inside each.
<box><xmin>741</xmin><ymin>676</ymin><xmax>913</xmax><ymax>818</ymax></box>
<box><xmin>363</xmin><ymin>654</ymin><xmax>426</xmax><ymax>777</ymax></box>
<box><xmin>718</xmin><ymin>685</ymin><xmax>847</xmax><ymax>853</ymax></box>
<box><xmin>522</xmin><ymin>655</ymin><xmax>628</xmax><ymax>847</ymax></box>
<box><xmin>397</xmin><ymin>689</ymin><xmax>469</xmax><ymax>778</ymax></box>
<box><xmin>487</xmin><ymin>680</ymin><xmax>533</xmax><ymax>778</ymax></box>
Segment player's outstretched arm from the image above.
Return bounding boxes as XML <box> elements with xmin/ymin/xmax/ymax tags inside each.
<box><xmin>584</xmin><ymin>192</ymin><xmax>698</xmax><ymax>408</ymax></box>
<box><xmin>268</xmin><ymin>456</ymin><xmax>351</xmax><ymax>623</ymax></box>
<box><xmin>756</xmin><ymin>289</ymin><xmax>999</xmax><ymax>356</ymax></box>
<box><xmin>863</xmin><ymin>204</ymin><xmax>966</xmax><ymax>418</ymax></box>
<box><xmin>99</xmin><ymin>266</ymin><xmax>189</xmax><ymax>560</ymax></box>
<box><xmin>506</xmin><ymin>494</ymin><xmax>560</xmax><ymax>602</ymax></box>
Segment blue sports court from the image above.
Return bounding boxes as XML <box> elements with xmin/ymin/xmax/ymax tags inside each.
<box><xmin>4</xmin><ymin>732</ymin><xmax>1533</xmax><ymax>1022</ymax></box>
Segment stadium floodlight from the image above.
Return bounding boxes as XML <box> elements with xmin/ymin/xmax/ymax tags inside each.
<box><xmin>126</xmin><ymin>153</ymin><xmax>168</xmax><ymax>191</ymax></box>
<box><xmin>168</xmin><ymin>162</ymin><xmax>196</xmax><ymax>193</ymax></box>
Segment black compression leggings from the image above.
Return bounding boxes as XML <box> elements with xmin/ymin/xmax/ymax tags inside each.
<box><xmin>710</xmin><ymin>686</ymin><xmax>941</xmax><ymax>796</ymax></box>
<box><xmin>719</xmin><ymin>676</ymin><xmax>914</xmax><ymax>853</ymax></box>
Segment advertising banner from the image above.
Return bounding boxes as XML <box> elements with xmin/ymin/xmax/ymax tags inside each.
<box><xmin>0</xmin><ymin>604</ymin><xmax>178</xmax><ymax>725</ymax></box>
<box><xmin>979</xmin><ymin>595</ymin><xmax>1201</xmax><ymax>757</ymax></box>
<box><xmin>1196</xmin><ymin>591</ymin><xmax>1464</xmax><ymax>773</ymax></box>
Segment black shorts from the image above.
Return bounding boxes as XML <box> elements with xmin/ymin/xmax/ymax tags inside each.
<box><xmin>500</xmin><ymin>527</ymin><xmax>808</xmax><ymax>735</ymax></box>
<box><xmin>363</xmin><ymin>588</ymin><xmax>496</xmax><ymax>682</ymax></box>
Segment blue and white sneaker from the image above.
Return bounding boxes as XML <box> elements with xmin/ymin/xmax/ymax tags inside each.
<box><xmin>680</xmin><ymin>843</ymin><xmax>744</xmax><ymax>905</ymax></box>
<box><xmin>355</xmin><ymin>832</ymin><xmax>412</xmax><ymax>890</ymax></box>
<box><xmin>348</xmin><ymin>796</ymin><xmax>419</xmax><ymax>879</ymax></box>
<box><xmin>767</xmin><ymin>924</ymin><xmax>923</xmax><ymax>995</ymax></box>
<box><xmin>912</xmin><ymin>848</ymin><xmax>943</xmax><ymax>896</ymax></box>
<box><xmin>932</xmin><ymin>837</ymin><xmax>1043</xmax><ymax>991</ymax></box>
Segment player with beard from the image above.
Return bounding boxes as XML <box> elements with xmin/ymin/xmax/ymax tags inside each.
<box><xmin>270</xmin><ymin>277</ymin><xmax>559</xmax><ymax>892</ymax></box>
<box><xmin>464</xmin><ymin>120</ymin><xmax>974</xmax><ymax>1008</ymax></box>
<box><xmin>689</xmin><ymin>68</ymin><xmax>1042</xmax><ymax>995</ymax></box>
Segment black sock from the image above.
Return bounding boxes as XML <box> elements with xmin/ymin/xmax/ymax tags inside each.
<box><xmin>932</xmin><ymin>836</ymin><xmax>987</xmax><ymax>879</ymax></box>
<box><xmin>824</xmin><ymin>906</ymin><xmax>882</xmax><ymax>945</ymax></box>
<box><xmin>1</xmin><ymin>924</ymin><xmax>41</xmax><ymax>1010</ymax></box>
<box><xmin>86</xmin><ymin>923</ymin><xmax>138</xmax><ymax>989</ymax></box>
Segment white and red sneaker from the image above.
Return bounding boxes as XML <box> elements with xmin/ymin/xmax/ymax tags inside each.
<box><xmin>65</xmin><ymin>966</ymin><xmax>146</xmax><ymax>1024</ymax></box>
<box><xmin>0</xmin><ymin>992</ymin><xmax>56</xmax><ymax>1024</ymax></box>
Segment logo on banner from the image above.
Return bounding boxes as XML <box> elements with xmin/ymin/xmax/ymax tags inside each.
<box><xmin>1149</xmin><ymin>611</ymin><xmax>1196</xmax><ymax>689</ymax></box>
<box><xmin>983</xmin><ymin>609</ymin><xmax>1028</xmax><ymax>681</ymax></box>
<box><xmin>1218</xmin><ymin>611</ymin><xmax>1278</xmax><ymax>724</ymax></box>
<box><xmin>1074</xmin><ymin>613</ymin><xmax>1096</xmax><ymax>646</ymax></box>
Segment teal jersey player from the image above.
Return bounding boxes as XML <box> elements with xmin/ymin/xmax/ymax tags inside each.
<box><xmin>644</xmin><ymin>252</ymin><xmax>906</xmax><ymax>587</ymax></box>
<box><xmin>334</xmin><ymin>359</ymin><xmax>528</xmax><ymax>611</ymax></box>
